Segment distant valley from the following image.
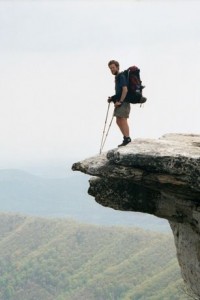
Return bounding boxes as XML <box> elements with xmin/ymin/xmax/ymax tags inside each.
<box><xmin>0</xmin><ymin>169</ymin><xmax>170</xmax><ymax>232</ymax></box>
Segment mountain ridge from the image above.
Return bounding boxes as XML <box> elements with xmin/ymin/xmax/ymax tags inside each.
<box><xmin>0</xmin><ymin>169</ymin><xmax>170</xmax><ymax>231</ymax></box>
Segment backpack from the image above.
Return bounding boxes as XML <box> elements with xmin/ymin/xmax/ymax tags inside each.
<box><xmin>123</xmin><ymin>66</ymin><xmax>146</xmax><ymax>104</ymax></box>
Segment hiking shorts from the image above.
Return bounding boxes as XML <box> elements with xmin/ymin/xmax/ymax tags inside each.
<box><xmin>114</xmin><ymin>102</ymin><xmax>131</xmax><ymax>118</ymax></box>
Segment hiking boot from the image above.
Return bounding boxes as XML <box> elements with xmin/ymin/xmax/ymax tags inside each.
<box><xmin>118</xmin><ymin>137</ymin><xmax>131</xmax><ymax>147</ymax></box>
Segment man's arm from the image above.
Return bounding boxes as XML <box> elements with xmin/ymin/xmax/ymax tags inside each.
<box><xmin>119</xmin><ymin>86</ymin><xmax>128</xmax><ymax>102</ymax></box>
<box><xmin>115</xmin><ymin>86</ymin><xmax>128</xmax><ymax>106</ymax></box>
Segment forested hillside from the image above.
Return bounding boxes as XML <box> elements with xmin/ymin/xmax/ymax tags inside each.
<box><xmin>0</xmin><ymin>213</ymin><xmax>189</xmax><ymax>300</ymax></box>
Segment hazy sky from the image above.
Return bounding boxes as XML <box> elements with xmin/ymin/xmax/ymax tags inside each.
<box><xmin>0</xmin><ymin>0</ymin><xmax>200</xmax><ymax>173</ymax></box>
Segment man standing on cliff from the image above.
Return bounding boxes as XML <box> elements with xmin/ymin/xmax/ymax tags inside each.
<box><xmin>108</xmin><ymin>60</ymin><xmax>131</xmax><ymax>147</ymax></box>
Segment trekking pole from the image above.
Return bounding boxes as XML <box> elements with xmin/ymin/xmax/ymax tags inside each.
<box><xmin>99</xmin><ymin>103</ymin><xmax>111</xmax><ymax>154</ymax></box>
<box><xmin>100</xmin><ymin>113</ymin><xmax>114</xmax><ymax>154</ymax></box>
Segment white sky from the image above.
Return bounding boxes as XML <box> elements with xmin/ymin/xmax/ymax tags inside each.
<box><xmin>0</xmin><ymin>0</ymin><xmax>200</xmax><ymax>172</ymax></box>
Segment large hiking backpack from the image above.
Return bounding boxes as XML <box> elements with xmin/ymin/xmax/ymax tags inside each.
<box><xmin>123</xmin><ymin>66</ymin><xmax>146</xmax><ymax>104</ymax></box>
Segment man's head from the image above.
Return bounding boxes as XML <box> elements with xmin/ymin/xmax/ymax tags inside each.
<box><xmin>108</xmin><ymin>60</ymin><xmax>120</xmax><ymax>75</ymax></box>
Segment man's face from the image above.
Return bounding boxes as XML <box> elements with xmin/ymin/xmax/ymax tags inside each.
<box><xmin>109</xmin><ymin>64</ymin><xmax>119</xmax><ymax>75</ymax></box>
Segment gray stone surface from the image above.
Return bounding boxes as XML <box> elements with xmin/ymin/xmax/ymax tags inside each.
<box><xmin>72</xmin><ymin>133</ymin><xmax>200</xmax><ymax>298</ymax></box>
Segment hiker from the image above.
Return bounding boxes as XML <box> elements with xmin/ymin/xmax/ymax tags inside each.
<box><xmin>108</xmin><ymin>60</ymin><xmax>131</xmax><ymax>147</ymax></box>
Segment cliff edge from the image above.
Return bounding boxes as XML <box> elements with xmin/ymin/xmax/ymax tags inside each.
<box><xmin>72</xmin><ymin>133</ymin><xmax>200</xmax><ymax>298</ymax></box>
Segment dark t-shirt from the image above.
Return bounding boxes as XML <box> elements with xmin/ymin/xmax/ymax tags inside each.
<box><xmin>115</xmin><ymin>73</ymin><xmax>127</xmax><ymax>99</ymax></box>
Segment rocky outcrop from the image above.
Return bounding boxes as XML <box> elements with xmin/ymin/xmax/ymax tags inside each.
<box><xmin>72</xmin><ymin>133</ymin><xmax>200</xmax><ymax>298</ymax></box>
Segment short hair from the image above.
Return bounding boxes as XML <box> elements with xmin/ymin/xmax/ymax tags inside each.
<box><xmin>108</xmin><ymin>60</ymin><xmax>120</xmax><ymax>68</ymax></box>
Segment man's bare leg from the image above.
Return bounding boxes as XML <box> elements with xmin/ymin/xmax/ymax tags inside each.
<box><xmin>116</xmin><ymin>117</ymin><xmax>130</xmax><ymax>137</ymax></box>
<box><xmin>116</xmin><ymin>117</ymin><xmax>131</xmax><ymax>146</ymax></box>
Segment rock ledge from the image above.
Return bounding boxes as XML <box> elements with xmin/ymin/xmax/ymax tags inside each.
<box><xmin>72</xmin><ymin>133</ymin><xmax>200</xmax><ymax>298</ymax></box>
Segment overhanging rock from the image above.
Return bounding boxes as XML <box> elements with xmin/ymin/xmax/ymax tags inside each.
<box><xmin>72</xmin><ymin>133</ymin><xmax>200</xmax><ymax>298</ymax></box>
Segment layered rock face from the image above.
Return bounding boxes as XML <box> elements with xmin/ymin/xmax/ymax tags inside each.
<box><xmin>72</xmin><ymin>133</ymin><xmax>200</xmax><ymax>298</ymax></box>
